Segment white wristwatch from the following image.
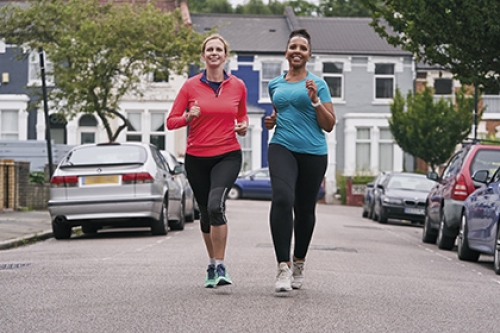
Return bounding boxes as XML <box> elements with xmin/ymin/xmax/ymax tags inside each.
<box><xmin>312</xmin><ymin>99</ymin><xmax>321</xmax><ymax>107</ymax></box>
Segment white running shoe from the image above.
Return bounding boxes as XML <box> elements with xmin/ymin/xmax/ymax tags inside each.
<box><xmin>275</xmin><ymin>262</ymin><xmax>292</xmax><ymax>292</ymax></box>
<box><xmin>291</xmin><ymin>259</ymin><xmax>305</xmax><ymax>289</ymax></box>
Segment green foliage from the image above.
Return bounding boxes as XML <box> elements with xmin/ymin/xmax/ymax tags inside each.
<box><xmin>361</xmin><ymin>0</ymin><xmax>500</xmax><ymax>90</ymax></box>
<box><xmin>319</xmin><ymin>0</ymin><xmax>380</xmax><ymax>17</ymax></box>
<box><xmin>29</xmin><ymin>171</ymin><xmax>46</xmax><ymax>184</ymax></box>
<box><xmin>389</xmin><ymin>86</ymin><xmax>475</xmax><ymax>171</ymax></box>
<box><xmin>0</xmin><ymin>0</ymin><xmax>209</xmax><ymax>142</ymax></box>
<box><xmin>336</xmin><ymin>172</ymin><xmax>375</xmax><ymax>205</ymax></box>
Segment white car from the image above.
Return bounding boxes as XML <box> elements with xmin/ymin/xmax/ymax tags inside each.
<box><xmin>48</xmin><ymin>142</ymin><xmax>185</xmax><ymax>239</ymax></box>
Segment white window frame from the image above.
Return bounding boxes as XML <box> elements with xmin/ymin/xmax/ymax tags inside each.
<box><xmin>0</xmin><ymin>109</ymin><xmax>19</xmax><ymax>140</ymax></box>
<box><xmin>355</xmin><ymin>127</ymin><xmax>371</xmax><ymax>173</ymax></box>
<box><xmin>253</xmin><ymin>57</ymin><xmax>285</xmax><ymax>103</ymax></box>
<box><xmin>374</xmin><ymin>63</ymin><xmax>395</xmax><ymax>101</ymax></box>
<box><xmin>344</xmin><ymin>113</ymin><xmax>403</xmax><ymax>176</ymax></box>
<box><xmin>125</xmin><ymin>110</ymin><xmax>143</xmax><ymax>142</ymax></box>
<box><xmin>149</xmin><ymin>111</ymin><xmax>166</xmax><ymax>150</ymax></box>
<box><xmin>28</xmin><ymin>50</ymin><xmax>54</xmax><ymax>86</ymax></box>
<box><xmin>322</xmin><ymin>61</ymin><xmax>344</xmax><ymax>101</ymax></box>
<box><xmin>378</xmin><ymin>127</ymin><xmax>394</xmax><ymax>172</ymax></box>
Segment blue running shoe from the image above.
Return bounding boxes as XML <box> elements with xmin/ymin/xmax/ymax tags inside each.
<box><xmin>215</xmin><ymin>264</ymin><xmax>232</xmax><ymax>286</ymax></box>
<box><xmin>204</xmin><ymin>264</ymin><xmax>217</xmax><ymax>288</ymax></box>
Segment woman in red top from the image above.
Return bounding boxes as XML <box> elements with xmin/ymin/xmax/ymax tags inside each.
<box><xmin>167</xmin><ymin>34</ymin><xmax>248</xmax><ymax>288</ymax></box>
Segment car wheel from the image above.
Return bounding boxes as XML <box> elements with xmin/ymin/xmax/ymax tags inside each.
<box><xmin>377</xmin><ymin>204</ymin><xmax>388</xmax><ymax>223</ymax></box>
<box><xmin>457</xmin><ymin>213</ymin><xmax>480</xmax><ymax>262</ymax></box>
<box><xmin>362</xmin><ymin>205</ymin><xmax>368</xmax><ymax>218</ymax></box>
<box><xmin>368</xmin><ymin>203</ymin><xmax>375</xmax><ymax>220</ymax></box>
<box><xmin>422</xmin><ymin>212</ymin><xmax>438</xmax><ymax>243</ymax></box>
<box><xmin>494</xmin><ymin>225</ymin><xmax>500</xmax><ymax>275</ymax></box>
<box><xmin>169</xmin><ymin>199</ymin><xmax>185</xmax><ymax>231</ymax></box>
<box><xmin>151</xmin><ymin>202</ymin><xmax>168</xmax><ymax>236</ymax></box>
<box><xmin>227</xmin><ymin>186</ymin><xmax>241</xmax><ymax>200</ymax></box>
<box><xmin>185</xmin><ymin>197</ymin><xmax>195</xmax><ymax>223</ymax></box>
<box><xmin>52</xmin><ymin>219</ymin><xmax>72</xmax><ymax>240</ymax></box>
<box><xmin>437</xmin><ymin>210</ymin><xmax>455</xmax><ymax>250</ymax></box>
<box><xmin>81</xmin><ymin>225</ymin><xmax>98</xmax><ymax>235</ymax></box>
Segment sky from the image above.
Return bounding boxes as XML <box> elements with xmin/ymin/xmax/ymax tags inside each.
<box><xmin>228</xmin><ymin>0</ymin><xmax>319</xmax><ymax>8</ymax></box>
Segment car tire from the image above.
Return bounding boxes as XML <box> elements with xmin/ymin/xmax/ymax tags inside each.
<box><xmin>437</xmin><ymin>210</ymin><xmax>455</xmax><ymax>250</ymax></box>
<box><xmin>457</xmin><ymin>213</ymin><xmax>480</xmax><ymax>262</ymax></box>
<box><xmin>52</xmin><ymin>219</ymin><xmax>72</xmax><ymax>240</ymax></box>
<box><xmin>169</xmin><ymin>199</ymin><xmax>185</xmax><ymax>231</ymax></box>
<box><xmin>422</xmin><ymin>212</ymin><xmax>438</xmax><ymax>243</ymax></box>
<box><xmin>227</xmin><ymin>186</ymin><xmax>241</xmax><ymax>200</ymax></box>
<box><xmin>81</xmin><ymin>225</ymin><xmax>98</xmax><ymax>235</ymax></box>
<box><xmin>494</xmin><ymin>225</ymin><xmax>500</xmax><ymax>275</ymax></box>
<box><xmin>377</xmin><ymin>204</ymin><xmax>388</xmax><ymax>223</ymax></box>
<box><xmin>151</xmin><ymin>202</ymin><xmax>168</xmax><ymax>236</ymax></box>
<box><xmin>185</xmin><ymin>197</ymin><xmax>195</xmax><ymax>223</ymax></box>
<box><xmin>368</xmin><ymin>203</ymin><xmax>375</xmax><ymax>220</ymax></box>
<box><xmin>362</xmin><ymin>205</ymin><xmax>368</xmax><ymax>218</ymax></box>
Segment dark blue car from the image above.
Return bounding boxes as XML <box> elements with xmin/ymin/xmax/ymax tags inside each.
<box><xmin>458</xmin><ymin>167</ymin><xmax>500</xmax><ymax>274</ymax></box>
<box><xmin>228</xmin><ymin>167</ymin><xmax>325</xmax><ymax>201</ymax></box>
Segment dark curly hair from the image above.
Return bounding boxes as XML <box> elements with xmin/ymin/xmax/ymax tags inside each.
<box><xmin>286</xmin><ymin>29</ymin><xmax>312</xmax><ymax>51</ymax></box>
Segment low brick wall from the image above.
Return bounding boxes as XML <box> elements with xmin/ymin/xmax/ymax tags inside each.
<box><xmin>21</xmin><ymin>183</ymin><xmax>50</xmax><ymax>210</ymax></box>
<box><xmin>346</xmin><ymin>178</ymin><xmax>365</xmax><ymax>207</ymax></box>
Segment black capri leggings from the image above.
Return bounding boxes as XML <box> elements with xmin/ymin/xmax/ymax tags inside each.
<box><xmin>184</xmin><ymin>150</ymin><xmax>242</xmax><ymax>234</ymax></box>
<box><xmin>268</xmin><ymin>143</ymin><xmax>327</xmax><ymax>263</ymax></box>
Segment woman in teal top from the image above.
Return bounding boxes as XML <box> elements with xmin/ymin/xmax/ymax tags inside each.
<box><xmin>264</xmin><ymin>29</ymin><xmax>336</xmax><ymax>292</ymax></box>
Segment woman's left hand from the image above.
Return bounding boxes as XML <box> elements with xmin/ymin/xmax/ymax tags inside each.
<box><xmin>305</xmin><ymin>79</ymin><xmax>319</xmax><ymax>103</ymax></box>
<box><xmin>235</xmin><ymin>120</ymin><xmax>248</xmax><ymax>136</ymax></box>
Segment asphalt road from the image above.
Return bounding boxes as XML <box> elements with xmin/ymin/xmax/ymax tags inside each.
<box><xmin>1</xmin><ymin>200</ymin><xmax>499</xmax><ymax>333</ymax></box>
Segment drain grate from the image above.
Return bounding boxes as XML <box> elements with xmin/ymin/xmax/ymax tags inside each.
<box><xmin>0</xmin><ymin>263</ymin><xmax>31</xmax><ymax>270</ymax></box>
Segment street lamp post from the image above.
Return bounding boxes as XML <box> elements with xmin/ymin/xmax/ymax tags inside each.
<box><xmin>39</xmin><ymin>46</ymin><xmax>54</xmax><ymax>178</ymax></box>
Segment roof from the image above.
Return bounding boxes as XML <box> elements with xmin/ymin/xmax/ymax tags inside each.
<box><xmin>191</xmin><ymin>9</ymin><xmax>412</xmax><ymax>57</ymax></box>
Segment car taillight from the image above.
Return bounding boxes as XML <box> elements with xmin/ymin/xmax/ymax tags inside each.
<box><xmin>122</xmin><ymin>172</ymin><xmax>154</xmax><ymax>184</ymax></box>
<box><xmin>452</xmin><ymin>174</ymin><xmax>469</xmax><ymax>201</ymax></box>
<box><xmin>50</xmin><ymin>176</ymin><xmax>79</xmax><ymax>187</ymax></box>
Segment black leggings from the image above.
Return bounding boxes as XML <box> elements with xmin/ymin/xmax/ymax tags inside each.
<box><xmin>185</xmin><ymin>150</ymin><xmax>242</xmax><ymax>234</ymax></box>
<box><xmin>268</xmin><ymin>143</ymin><xmax>327</xmax><ymax>263</ymax></box>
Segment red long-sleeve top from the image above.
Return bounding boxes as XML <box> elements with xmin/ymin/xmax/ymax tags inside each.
<box><xmin>166</xmin><ymin>72</ymin><xmax>249</xmax><ymax>157</ymax></box>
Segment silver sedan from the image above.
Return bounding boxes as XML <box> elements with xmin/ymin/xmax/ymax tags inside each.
<box><xmin>48</xmin><ymin>142</ymin><xmax>185</xmax><ymax>239</ymax></box>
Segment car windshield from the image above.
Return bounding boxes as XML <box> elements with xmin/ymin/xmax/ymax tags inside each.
<box><xmin>62</xmin><ymin>145</ymin><xmax>147</xmax><ymax>166</ymax></box>
<box><xmin>387</xmin><ymin>175</ymin><xmax>435</xmax><ymax>191</ymax></box>
<box><xmin>470</xmin><ymin>149</ymin><xmax>500</xmax><ymax>177</ymax></box>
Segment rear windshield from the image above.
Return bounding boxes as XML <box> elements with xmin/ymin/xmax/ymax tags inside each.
<box><xmin>62</xmin><ymin>145</ymin><xmax>147</xmax><ymax>166</ymax></box>
<box><xmin>470</xmin><ymin>149</ymin><xmax>500</xmax><ymax>176</ymax></box>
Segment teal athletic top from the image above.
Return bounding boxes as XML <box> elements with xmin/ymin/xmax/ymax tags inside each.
<box><xmin>268</xmin><ymin>71</ymin><xmax>332</xmax><ymax>155</ymax></box>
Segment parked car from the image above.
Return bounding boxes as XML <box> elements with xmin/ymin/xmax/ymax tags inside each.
<box><xmin>362</xmin><ymin>172</ymin><xmax>390</xmax><ymax>219</ymax></box>
<box><xmin>227</xmin><ymin>167</ymin><xmax>325</xmax><ymax>200</ymax></box>
<box><xmin>48</xmin><ymin>142</ymin><xmax>186</xmax><ymax>239</ymax></box>
<box><xmin>161</xmin><ymin>151</ymin><xmax>198</xmax><ymax>222</ymax></box>
<box><xmin>372</xmin><ymin>172</ymin><xmax>435</xmax><ymax>224</ymax></box>
<box><xmin>458</xmin><ymin>167</ymin><xmax>500</xmax><ymax>273</ymax></box>
<box><xmin>423</xmin><ymin>142</ymin><xmax>500</xmax><ymax>250</ymax></box>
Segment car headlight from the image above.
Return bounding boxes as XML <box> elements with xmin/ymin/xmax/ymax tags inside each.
<box><xmin>383</xmin><ymin>197</ymin><xmax>403</xmax><ymax>205</ymax></box>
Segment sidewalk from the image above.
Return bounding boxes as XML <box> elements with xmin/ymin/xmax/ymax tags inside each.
<box><xmin>0</xmin><ymin>209</ymin><xmax>52</xmax><ymax>250</ymax></box>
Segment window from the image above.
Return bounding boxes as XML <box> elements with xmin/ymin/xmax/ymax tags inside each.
<box><xmin>1</xmin><ymin>110</ymin><xmax>18</xmax><ymax>140</ymax></box>
<box><xmin>150</xmin><ymin>112</ymin><xmax>166</xmax><ymax>150</ymax></box>
<box><xmin>261</xmin><ymin>62</ymin><xmax>282</xmax><ymax>99</ymax></box>
<box><xmin>29</xmin><ymin>50</ymin><xmax>54</xmax><ymax>86</ymax></box>
<box><xmin>356</xmin><ymin>128</ymin><xmax>371</xmax><ymax>172</ymax></box>
<box><xmin>126</xmin><ymin>112</ymin><xmax>142</xmax><ymax>142</ymax></box>
<box><xmin>49</xmin><ymin>113</ymin><xmax>67</xmax><ymax>144</ymax></box>
<box><xmin>153</xmin><ymin>69</ymin><xmax>169</xmax><ymax>83</ymax></box>
<box><xmin>434</xmin><ymin>78</ymin><xmax>453</xmax><ymax>95</ymax></box>
<box><xmin>379</xmin><ymin>128</ymin><xmax>394</xmax><ymax>172</ymax></box>
<box><xmin>323</xmin><ymin>62</ymin><xmax>343</xmax><ymax>99</ymax></box>
<box><xmin>79</xmin><ymin>114</ymin><xmax>98</xmax><ymax>144</ymax></box>
<box><xmin>375</xmin><ymin>64</ymin><xmax>394</xmax><ymax>99</ymax></box>
<box><xmin>237</xmin><ymin>127</ymin><xmax>252</xmax><ymax>172</ymax></box>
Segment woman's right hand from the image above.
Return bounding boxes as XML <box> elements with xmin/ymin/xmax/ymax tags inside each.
<box><xmin>264</xmin><ymin>111</ymin><xmax>277</xmax><ymax>130</ymax></box>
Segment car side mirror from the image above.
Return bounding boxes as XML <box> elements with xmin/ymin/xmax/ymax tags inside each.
<box><xmin>426</xmin><ymin>171</ymin><xmax>439</xmax><ymax>181</ymax></box>
<box><xmin>173</xmin><ymin>165</ymin><xmax>184</xmax><ymax>175</ymax></box>
<box><xmin>472</xmin><ymin>169</ymin><xmax>489</xmax><ymax>183</ymax></box>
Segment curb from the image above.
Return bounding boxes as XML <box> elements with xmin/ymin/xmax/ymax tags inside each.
<box><xmin>0</xmin><ymin>229</ymin><xmax>53</xmax><ymax>251</ymax></box>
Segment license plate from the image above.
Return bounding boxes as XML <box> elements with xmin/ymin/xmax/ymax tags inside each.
<box><xmin>405</xmin><ymin>208</ymin><xmax>425</xmax><ymax>215</ymax></box>
<box><xmin>82</xmin><ymin>175</ymin><xmax>119</xmax><ymax>185</ymax></box>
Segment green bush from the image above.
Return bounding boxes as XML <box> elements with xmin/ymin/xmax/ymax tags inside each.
<box><xmin>336</xmin><ymin>172</ymin><xmax>375</xmax><ymax>205</ymax></box>
<box><xmin>29</xmin><ymin>171</ymin><xmax>46</xmax><ymax>184</ymax></box>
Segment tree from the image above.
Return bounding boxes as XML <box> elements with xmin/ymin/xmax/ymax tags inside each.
<box><xmin>319</xmin><ymin>0</ymin><xmax>379</xmax><ymax>17</ymax></box>
<box><xmin>389</xmin><ymin>86</ymin><xmax>475</xmax><ymax>171</ymax></box>
<box><xmin>189</xmin><ymin>0</ymin><xmax>234</xmax><ymax>14</ymax></box>
<box><xmin>0</xmin><ymin>0</ymin><xmax>208</xmax><ymax>142</ymax></box>
<box><xmin>361</xmin><ymin>0</ymin><xmax>500</xmax><ymax>90</ymax></box>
